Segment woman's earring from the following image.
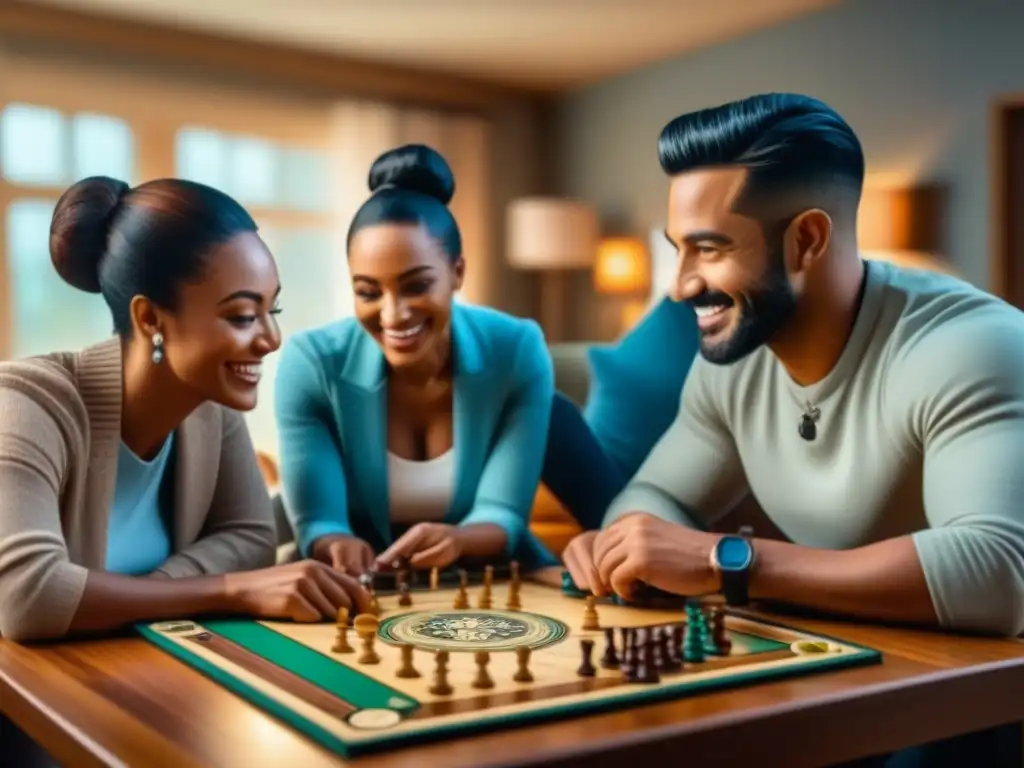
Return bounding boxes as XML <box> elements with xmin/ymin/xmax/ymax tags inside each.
<box><xmin>151</xmin><ymin>332</ymin><xmax>165</xmax><ymax>365</ymax></box>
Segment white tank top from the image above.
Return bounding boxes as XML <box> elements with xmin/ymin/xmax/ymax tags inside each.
<box><xmin>387</xmin><ymin>449</ymin><xmax>455</xmax><ymax>524</ymax></box>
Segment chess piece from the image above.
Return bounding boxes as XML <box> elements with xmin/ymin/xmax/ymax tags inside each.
<box><xmin>478</xmin><ymin>567</ymin><xmax>493</xmax><ymax>609</ymax></box>
<box><xmin>332</xmin><ymin>607</ymin><xmax>353</xmax><ymax>654</ymax></box>
<box><xmin>398</xmin><ymin>582</ymin><xmax>413</xmax><ymax>607</ymax></box>
<box><xmin>577</xmin><ymin>638</ymin><xmax>597</xmax><ymax>677</ymax></box>
<box><xmin>369</xmin><ymin>593</ymin><xmax>381</xmax><ymax>616</ymax></box>
<box><xmin>396</xmin><ymin>643</ymin><xmax>420</xmax><ymax>678</ymax></box>
<box><xmin>453</xmin><ymin>583</ymin><xmax>469</xmax><ymax>609</ymax></box>
<box><xmin>472</xmin><ymin>651</ymin><xmax>494</xmax><ymax>689</ymax></box>
<box><xmin>513</xmin><ymin>646</ymin><xmax>533</xmax><ymax>683</ymax></box>
<box><xmin>429</xmin><ymin>651</ymin><xmax>453</xmax><ymax>696</ymax></box>
<box><xmin>354</xmin><ymin>614</ymin><xmax>380</xmax><ymax>664</ymax></box>
<box><xmin>651</xmin><ymin>627</ymin><xmax>665</xmax><ymax>670</ymax></box>
<box><xmin>430</xmin><ymin>566</ymin><xmax>440</xmax><ymax>590</ymax></box>
<box><xmin>581</xmin><ymin>595</ymin><xmax>600</xmax><ymax>631</ymax></box>
<box><xmin>683</xmin><ymin>612</ymin><xmax>705</xmax><ymax>664</ymax></box>
<box><xmin>709</xmin><ymin>607</ymin><xmax>732</xmax><ymax>654</ymax></box>
<box><xmin>633</xmin><ymin>629</ymin><xmax>660</xmax><ymax>684</ymax></box>
<box><xmin>600</xmin><ymin>627</ymin><xmax>619</xmax><ymax>669</ymax></box>
<box><xmin>506</xmin><ymin>580</ymin><xmax>522</xmax><ymax>610</ymax></box>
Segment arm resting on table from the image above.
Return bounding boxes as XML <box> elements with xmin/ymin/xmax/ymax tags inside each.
<box><xmin>274</xmin><ymin>336</ymin><xmax>353</xmax><ymax>556</ymax></box>
<box><xmin>461</xmin><ymin>321</ymin><xmax>555</xmax><ymax>557</ymax></box>
<box><xmin>154</xmin><ymin>409</ymin><xmax>276</xmax><ymax>578</ymax></box>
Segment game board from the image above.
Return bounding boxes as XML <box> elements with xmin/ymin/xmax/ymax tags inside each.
<box><xmin>138</xmin><ymin>570</ymin><xmax>882</xmax><ymax>758</ymax></box>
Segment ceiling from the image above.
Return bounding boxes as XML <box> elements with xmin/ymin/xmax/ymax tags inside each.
<box><xmin>22</xmin><ymin>0</ymin><xmax>838</xmax><ymax>91</ymax></box>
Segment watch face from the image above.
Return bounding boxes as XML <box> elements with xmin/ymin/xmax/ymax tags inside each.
<box><xmin>716</xmin><ymin>536</ymin><xmax>753</xmax><ymax>571</ymax></box>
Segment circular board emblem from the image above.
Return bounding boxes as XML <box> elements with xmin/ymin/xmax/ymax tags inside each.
<box><xmin>346</xmin><ymin>708</ymin><xmax>404</xmax><ymax>731</ymax></box>
<box><xmin>379</xmin><ymin>609</ymin><xmax>568</xmax><ymax>653</ymax></box>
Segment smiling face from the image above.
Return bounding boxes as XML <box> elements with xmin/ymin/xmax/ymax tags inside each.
<box><xmin>348</xmin><ymin>223</ymin><xmax>464</xmax><ymax>372</ymax></box>
<box><xmin>141</xmin><ymin>231</ymin><xmax>283</xmax><ymax>411</ymax></box>
<box><xmin>665</xmin><ymin>167</ymin><xmax>798</xmax><ymax>365</ymax></box>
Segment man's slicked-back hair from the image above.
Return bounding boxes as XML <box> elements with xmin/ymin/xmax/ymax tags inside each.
<box><xmin>658</xmin><ymin>93</ymin><xmax>865</xmax><ymax>218</ymax></box>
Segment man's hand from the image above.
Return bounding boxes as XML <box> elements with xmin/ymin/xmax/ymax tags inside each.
<box><xmin>561</xmin><ymin>531</ymin><xmax>604</xmax><ymax>595</ymax></box>
<box><xmin>376</xmin><ymin>523</ymin><xmax>465</xmax><ymax>570</ymax></box>
<box><xmin>591</xmin><ymin>512</ymin><xmax>720</xmax><ymax>599</ymax></box>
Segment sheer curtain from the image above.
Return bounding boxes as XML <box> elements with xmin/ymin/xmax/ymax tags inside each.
<box><xmin>253</xmin><ymin>101</ymin><xmax>493</xmax><ymax>460</ymax></box>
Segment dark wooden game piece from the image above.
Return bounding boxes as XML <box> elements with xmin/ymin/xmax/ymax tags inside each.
<box><xmin>398</xmin><ymin>582</ymin><xmax>412</xmax><ymax>607</ymax></box>
<box><xmin>709</xmin><ymin>607</ymin><xmax>732</xmax><ymax>654</ymax></box>
<box><xmin>429</xmin><ymin>650</ymin><xmax>452</xmax><ymax>696</ymax></box>
<box><xmin>472</xmin><ymin>651</ymin><xmax>494</xmax><ymax>689</ymax></box>
<box><xmin>600</xmin><ymin>628</ymin><xmax>619</xmax><ymax>669</ymax></box>
<box><xmin>671</xmin><ymin>624</ymin><xmax>684</xmax><ymax>664</ymax></box>
<box><xmin>396</xmin><ymin>643</ymin><xmax>420</xmax><ymax>678</ymax></box>
<box><xmin>650</xmin><ymin>627</ymin><xmax>665</xmax><ymax>670</ymax></box>
<box><xmin>513</xmin><ymin>646</ymin><xmax>533</xmax><ymax>682</ymax></box>
<box><xmin>577</xmin><ymin>638</ymin><xmax>597</xmax><ymax>677</ymax></box>
<box><xmin>622</xmin><ymin>639</ymin><xmax>640</xmax><ymax>681</ymax></box>
<box><xmin>633</xmin><ymin>629</ymin><xmax>660</xmax><ymax>684</ymax></box>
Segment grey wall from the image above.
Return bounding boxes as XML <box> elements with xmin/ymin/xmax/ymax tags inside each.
<box><xmin>556</xmin><ymin>0</ymin><xmax>1024</xmax><ymax>337</ymax></box>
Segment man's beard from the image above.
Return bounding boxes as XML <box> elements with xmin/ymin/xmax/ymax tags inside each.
<box><xmin>698</xmin><ymin>246</ymin><xmax>797</xmax><ymax>366</ymax></box>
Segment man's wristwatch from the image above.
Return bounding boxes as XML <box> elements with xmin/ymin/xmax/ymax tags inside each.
<box><xmin>710</xmin><ymin>526</ymin><xmax>755</xmax><ymax>606</ymax></box>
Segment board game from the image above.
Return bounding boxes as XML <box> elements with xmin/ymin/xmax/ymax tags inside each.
<box><xmin>138</xmin><ymin>566</ymin><xmax>882</xmax><ymax>758</ymax></box>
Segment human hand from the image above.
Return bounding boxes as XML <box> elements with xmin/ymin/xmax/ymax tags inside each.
<box><xmin>375</xmin><ymin>523</ymin><xmax>464</xmax><ymax>570</ymax></box>
<box><xmin>561</xmin><ymin>531</ymin><xmax>603</xmax><ymax>595</ymax></box>
<box><xmin>223</xmin><ymin>560</ymin><xmax>372</xmax><ymax>622</ymax></box>
<box><xmin>591</xmin><ymin>512</ymin><xmax>720</xmax><ymax>599</ymax></box>
<box><xmin>310</xmin><ymin>534</ymin><xmax>375</xmax><ymax>576</ymax></box>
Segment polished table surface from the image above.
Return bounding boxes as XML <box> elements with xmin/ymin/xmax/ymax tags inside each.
<box><xmin>3</xmin><ymin>592</ymin><xmax>1024</xmax><ymax>768</ymax></box>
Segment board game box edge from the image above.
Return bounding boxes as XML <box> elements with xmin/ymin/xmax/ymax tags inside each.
<box><xmin>135</xmin><ymin>620</ymin><xmax>883</xmax><ymax>759</ymax></box>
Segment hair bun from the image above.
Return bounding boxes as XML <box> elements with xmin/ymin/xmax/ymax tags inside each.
<box><xmin>49</xmin><ymin>176</ymin><xmax>131</xmax><ymax>293</ymax></box>
<box><xmin>368</xmin><ymin>144</ymin><xmax>455</xmax><ymax>205</ymax></box>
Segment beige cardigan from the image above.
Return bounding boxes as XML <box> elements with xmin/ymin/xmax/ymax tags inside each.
<box><xmin>0</xmin><ymin>338</ymin><xmax>276</xmax><ymax>641</ymax></box>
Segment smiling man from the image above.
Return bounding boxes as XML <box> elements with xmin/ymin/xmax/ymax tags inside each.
<box><xmin>561</xmin><ymin>93</ymin><xmax>1024</xmax><ymax>641</ymax></box>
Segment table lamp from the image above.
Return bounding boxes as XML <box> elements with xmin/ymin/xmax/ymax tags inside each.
<box><xmin>594</xmin><ymin>236</ymin><xmax>651</xmax><ymax>333</ymax></box>
<box><xmin>507</xmin><ymin>197</ymin><xmax>599</xmax><ymax>342</ymax></box>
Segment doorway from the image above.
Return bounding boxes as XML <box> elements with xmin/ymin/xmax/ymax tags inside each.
<box><xmin>993</xmin><ymin>101</ymin><xmax>1024</xmax><ymax>308</ymax></box>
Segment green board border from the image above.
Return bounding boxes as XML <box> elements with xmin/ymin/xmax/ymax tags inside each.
<box><xmin>137</xmin><ymin>620</ymin><xmax>882</xmax><ymax>759</ymax></box>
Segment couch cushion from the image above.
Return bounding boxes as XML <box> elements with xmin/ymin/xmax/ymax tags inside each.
<box><xmin>584</xmin><ymin>297</ymin><xmax>700</xmax><ymax>479</ymax></box>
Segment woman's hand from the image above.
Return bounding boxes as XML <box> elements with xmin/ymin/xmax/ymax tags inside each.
<box><xmin>223</xmin><ymin>560</ymin><xmax>372</xmax><ymax>622</ymax></box>
<box><xmin>375</xmin><ymin>523</ymin><xmax>465</xmax><ymax>570</ymax></box>
<box><xmin>310</xmin><ymin>534</ymin><xmax>376</xmax><ymax>576</ymax></box>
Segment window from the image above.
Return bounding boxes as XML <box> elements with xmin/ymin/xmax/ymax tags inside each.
<box><xmin>176</xmin><ymin>125</ymin><xmax>339</xmax><ymax>455</ymax></box>
<box><xmin>6</xmin><ymin>199</ymin><xmax>112</xmax><ymax>358</ymax></box>
<box><xmin>1</xmin><ymin>104</ymin><xmax>136</xmax><ymax>358</ymax></box>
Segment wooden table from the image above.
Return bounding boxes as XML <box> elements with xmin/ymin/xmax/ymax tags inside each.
<box><xmin>3</xmin><ymin>605</ymin><xmax>1024</xmax><ymax>768</ymax></box>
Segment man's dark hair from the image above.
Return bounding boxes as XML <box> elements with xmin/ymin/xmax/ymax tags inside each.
<box><xmin>657</xmin><ymin>93</ymin><xmax>864</xmax><ymax>220</ymax></box>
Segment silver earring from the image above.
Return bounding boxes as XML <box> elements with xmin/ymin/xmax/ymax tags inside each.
<box><xmin>151</xmin><ymin>332</ymin><xmax>165</xmax><ymax>364</ymax></box>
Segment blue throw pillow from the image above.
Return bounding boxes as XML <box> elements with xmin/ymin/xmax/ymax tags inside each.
<box><xmin>584</xmin><ymin>297</ymin><xmax>700</xmax><ymax>479</ymax></box>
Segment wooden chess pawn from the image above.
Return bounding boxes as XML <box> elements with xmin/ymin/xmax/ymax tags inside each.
<box><xmin>429</xmin><ymin>651</ymin><xmax>453</xmax><ymax>696</ymax></box>
<box><xmin>478</xmin><ymin>584</ymin><xmax>493</xmax><ymax>609</ymax></box>
<box><xmin>513</xmin><ymin>646</ymin><xmax>533</xmax><ymax>683</ymax></box>
<box><xmin>354</xmin><ymin>614</ymin><xmax>380</xmax><ymax>664</ymax></box>
<box><xmin>453</xmin><ymin>584</ymin><xmax>469</xmax><ymax>609</ymax></box>
<box><xmin>398</xmin><ymin>582</ymin><xmax>413</xmax><ymax>607</ymax></box>
<box><xmin>506</xmin><ymin>580</ymin><xmax>522</xmax><ymax>610</ymax></box>
<box><xmin>395</xmin><ymin>643</ymin><xmax>420</xmax><ymax>678</ymax></box>
<box><xmin>582</xmin><ymin>595</ymin><xmax>600</xmax><ymax>631</ymax></box>
<box><xmin>472</xmin><ymin>651</ymin><xmax>494</xmax><ymax>689</ymax></box>
<box><xmin>332</xmin><ymin>607</ymin><xmax>353</xmax><ymax>654</ymax></box>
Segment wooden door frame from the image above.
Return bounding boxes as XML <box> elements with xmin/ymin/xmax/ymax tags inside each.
<box><xmin>991</xmin><ymin>95</ymin><xmax>1024</xmax><ymax>305</ymax></box>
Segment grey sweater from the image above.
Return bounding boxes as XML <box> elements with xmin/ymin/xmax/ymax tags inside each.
<box><xmin>607</xmin><ymin>260</ymin><xmax>1024</xmax><ymax>636</ymax></box>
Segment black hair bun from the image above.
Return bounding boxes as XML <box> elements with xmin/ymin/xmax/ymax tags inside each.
<box><xmin>49</xmin><ymin>176</ymin><xmax>131</xmax><ymax>293</ymax></box>
<box><xmin>368</xmin><ymin>144</ymin><xmax>455</xmax><ymax>205</ymax></box>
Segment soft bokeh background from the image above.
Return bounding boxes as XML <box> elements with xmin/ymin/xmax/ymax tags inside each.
<box><xmin>1</xmin><ymin>0</ymin><xmax>1022</xmax><ymax>465</ymax></box>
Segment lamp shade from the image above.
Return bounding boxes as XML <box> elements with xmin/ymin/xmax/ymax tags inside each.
<box><xmin>857</xmin><ymin>186</ymin><xmax>941</xmax><ymax>252</ymax></box>
<box><xmin>594</xmin><ymin>236</ymin><xmax>650</xmax><ymax>294</ymax></box>
<box><xmin>506</xmin><ymin>197</ymin><xmax>599</xmax><ymax>270</ymax></box>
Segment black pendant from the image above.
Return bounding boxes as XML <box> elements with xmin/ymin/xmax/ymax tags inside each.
<box><xmin>798</xmin><ymin>414</ymin><xmax>817</xmax><ymax>441</ymax></box>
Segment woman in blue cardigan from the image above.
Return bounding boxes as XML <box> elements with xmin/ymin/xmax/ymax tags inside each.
<box><xmin>275</xmin><ymin>144</ymin><xmax>557</xmax><ymax>575</ymax></box>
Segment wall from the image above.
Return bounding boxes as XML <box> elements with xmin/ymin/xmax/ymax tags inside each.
<box><xmin>555</xmin><ymin>0</ymin><xmax>1024</xmax><ymax>340</ymax></box>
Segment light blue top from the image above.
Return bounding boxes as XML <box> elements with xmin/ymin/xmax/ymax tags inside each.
<box><xmin>274</xmin><ymin>303</ymin><xmax>558</xmax><ymax>568</ymax></box>
<box><xmin>105</xmin><ymin>436</ymin><xmax>174</xmax><ymax>575</ymax></box>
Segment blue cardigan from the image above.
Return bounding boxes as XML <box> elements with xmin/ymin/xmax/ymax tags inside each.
<box><xmin>274</xmin><ymin>303</ymin><xmax>558</xmax><ymax>568</ymax></box>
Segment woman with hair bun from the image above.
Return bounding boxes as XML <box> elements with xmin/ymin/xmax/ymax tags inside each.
<box><xmin>276</xmin><ymin>144</ymin><xmax>558</xmax><ymax>574</ymax></box>
<box><xmin>0</xmin><ymin>177</ymin><xmax>371</xmax><ymax>644</ymax></box>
